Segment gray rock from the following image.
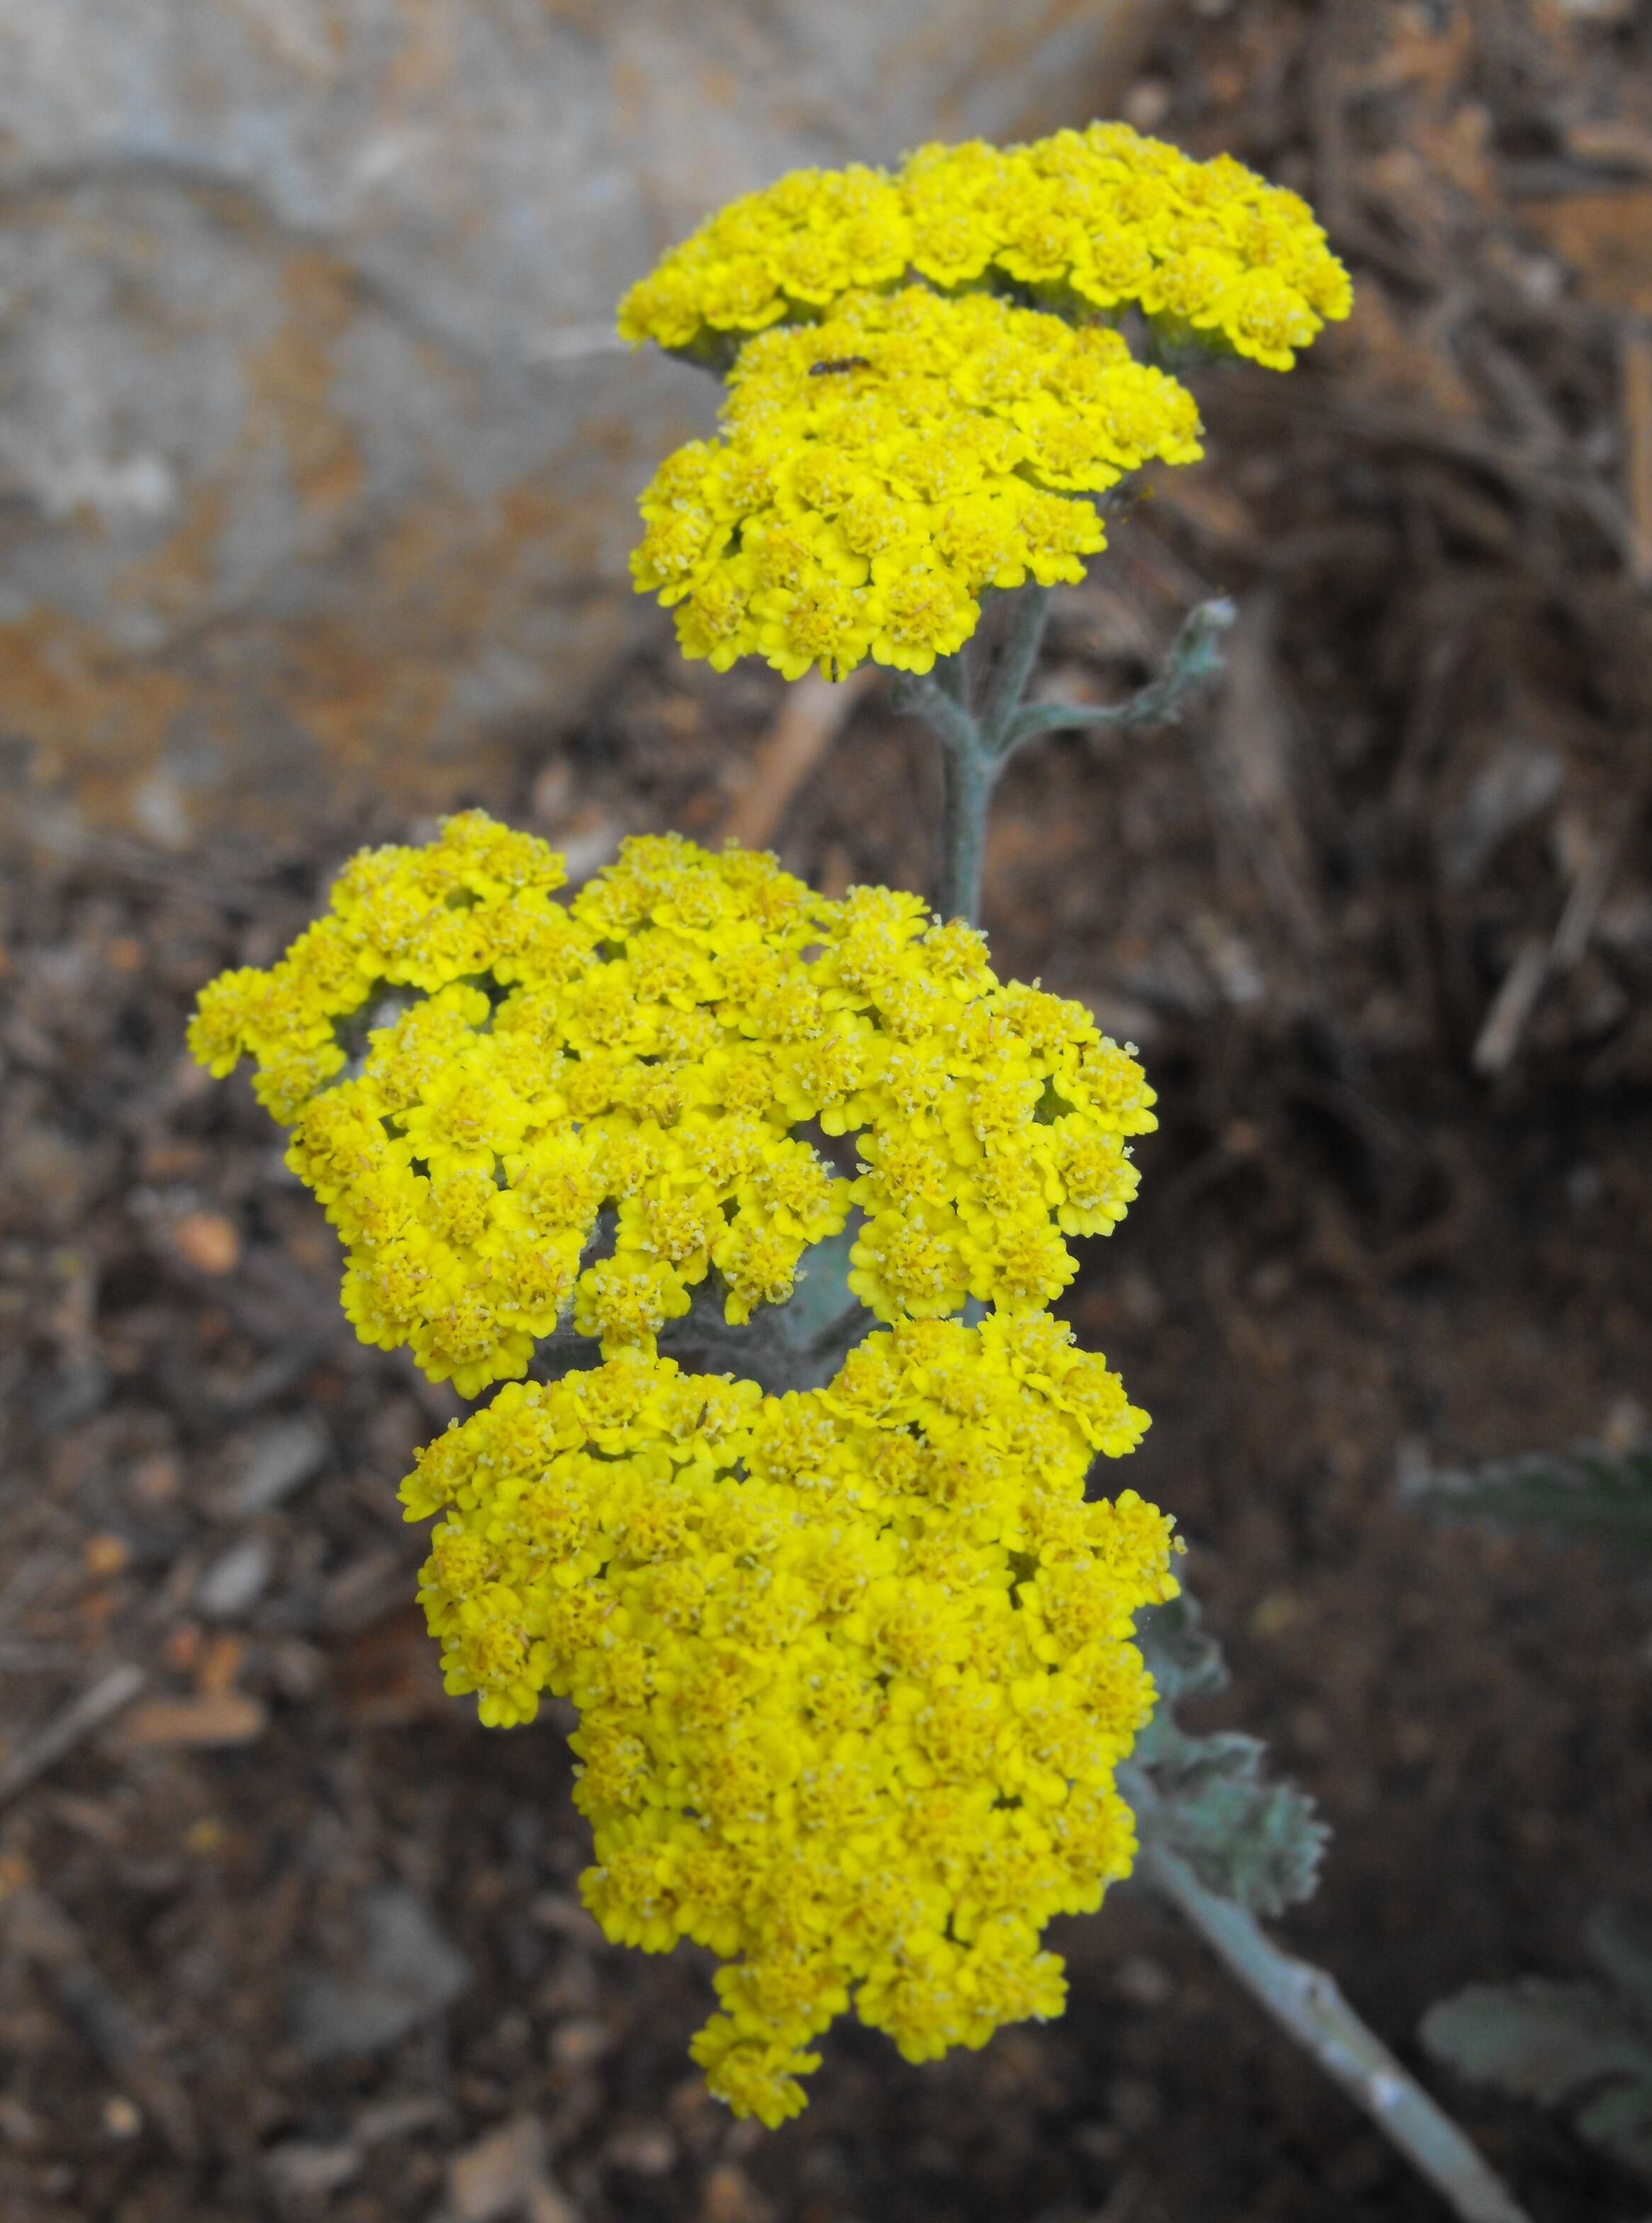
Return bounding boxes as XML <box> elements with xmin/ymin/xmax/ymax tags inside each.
<box><xmin>194</xmin><ymin>1534</ymin><xmax>274</xmax><ymax>1619</ymax></box>
<box><xmin>231</xmin><ymin>1413</ymin><xmax>329</xmax><ymax>1514</ymax></box>
<box><xmin>0</xmin><ymin>0</ymin><xmax>1158</xmax><ymax>845</ymax></box>
<box><xmin>291</xmin><ymin>1888</ymin><xmax>470</xmax><ymax>2060</ymax></box>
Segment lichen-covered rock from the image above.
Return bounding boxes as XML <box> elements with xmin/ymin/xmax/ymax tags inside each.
<box><xmin>0</xmin><ymin>0</ymin><xmax>1156</xmax><ymax>845</ymax></box>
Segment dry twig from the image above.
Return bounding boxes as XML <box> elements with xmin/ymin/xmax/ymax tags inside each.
<box><xmin>1622</xmin><ymin>328</ymin><xmax>1652</xmax><ymax>588</ymax></box>
<box><xmin>6</xmin><ymin>1888</ymin><xmax>198</xmax><ymax>2158</ymax></box>
<box><xmin>720</xmin><ymin>669</ymin><xmax>876</xmax><ymax>849</ymax></box>
<box><xmin>0</xmin><ymin>1661</ymin><xmax>145</xmax><ymax>1812</ymax></box>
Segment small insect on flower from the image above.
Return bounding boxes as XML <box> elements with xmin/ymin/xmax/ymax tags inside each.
<box><xmin>808</xmin><ymin>355</ymin><xmax>873</xmax><ymax>375</ymax></box>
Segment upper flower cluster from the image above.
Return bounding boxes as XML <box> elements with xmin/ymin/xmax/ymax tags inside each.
<box><xmin>633</xmin><ymin>286</ymin><xmax>1202</xmax><ymax>680</ymax></box>
<box><xmin>401</xmin><ymin>1315</ymin><xmax>1173</xmax><ymax>2125</ymax></box>
<box><xmin>189</xmin><ymin>813</ymin><xmax>1155</xmax><ymax>1397</ymax></box>
<box><xmin>619</xmin><ymin>125</ymin><xmax>1348</xmax><ymax>678</ymax></box>
<box><xmin>618</xmin><ymin>123</ymin><xmax>1350</xmax><ymax>373</ymax></box>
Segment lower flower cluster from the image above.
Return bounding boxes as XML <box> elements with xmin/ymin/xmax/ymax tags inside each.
<box><xmin>194</xmin><ymin>815</ymin><xmax>1181</xmax><ymax>2121</ymax></box>
<box><xmin>401</xmin><ymin>1315</ymin><xmax>1176</xmax><ymax>2125</ymax></box>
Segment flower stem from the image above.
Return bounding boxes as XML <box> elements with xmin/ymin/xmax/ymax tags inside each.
<box><xmin>1006</xmin><ymin>596</ymin><xmax>1235</xmax><ymax>750</ymax></box>
<box><xmin>936</xmin><ymin>722</ymin><xmax>995</xmax><ymax>925</ymax></box>
<box><xmin>887</xmin><ymin>662</ymin><xmax>994</xmax><ymax>925</ymax></box>
<box><xmin>891</xmin><ymin>587</ymin><xmax>1234</xmax><ymax>930</ymax></box>
<box><xmin>1134</xmin><ymin>1836</ymin><xmax>1534</xmax><ymax>2223</ymax></box>
<box><xmin>980</xmin><ymin>583</ymin><xmax>1053</xmax><ymax>753</ymax></box>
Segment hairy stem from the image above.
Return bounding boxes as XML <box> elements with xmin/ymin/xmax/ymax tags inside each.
<box><xmin>888</xmin><ymin>667</ymin><xmax>994</xmax><ymax>925</ymax></box>
<box><xmin>1006</xmin><ymin>596</ymin><xmax>1235</xmax><ymax>749</ymax></box>
<box><xmin>980</xmin><ymin>584</ymin><xmax>1052</xmax><ymax>754</ymax></box>
<box><xmin>892</xmin><ymin>588</ymin><xmax>1234</xmax><ymax>929</ymax></box>
<box><xmin>935</xmin><ymin>725</ymin><xmax>997</xmax><ymax>926</ymax></box>
<box><xmin>891</xmin><ymin>668</ymin><xmax>979</xmax><ymax>758</ymax></box>
<box><xmin>1134</xmin><ymin>1834</ymin><xmax>1533</xmax><ymax>2223</ymax></box>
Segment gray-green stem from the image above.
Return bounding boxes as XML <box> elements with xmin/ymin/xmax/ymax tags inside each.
<box><xmin>1122</xmin><ymin>1772</ymin><xmax>1532</xmax><ymax>2223</ymax></box>
<box><xmin>979</xmin><ymin>581</ymin><xmax>1054</xmax><ymax>751</ymax></box>
<box><xmin>936</xmin><ymin>720</ymin><xmax>995</xmax><ymax>927</ymax></box>
<box><xmin>891</xmin><ymin>588</ymin><xmax>1237</xmax><ymax>926</ymax></box>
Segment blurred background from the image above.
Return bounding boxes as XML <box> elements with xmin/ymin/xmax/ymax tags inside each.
<box><xmin>1</xmin><ymin>3</ymin><xmax>1651</xmax><ymax>2219</ymax></box>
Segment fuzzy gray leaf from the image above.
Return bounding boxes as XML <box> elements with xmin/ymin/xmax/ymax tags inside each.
<box><xmin>1422</xmin><ymin>1977</ymin><xmax>1652</xmax><ymax>2184</ymax></box>
<box><xmin>1573</xmin><ymin>2080</ymin><xmax>1652</xmax><ymax>2180</ymax></box>
<box><xmin>1402</xmin><ymin>1437</ymin><xmax>1652</xmax><ymax>1563</ymax></box>
<box><xmin>1133</xmin><ymin>1592</ymin><xmax>1228</xmax><ymax>1727</ymax></box>
<box><xmin>1423</xmin><ymin>1913</ymin><xmax>1652</xmax><ymax>2185</ymax></box>
<box><xmin>1126</xmin><ymin>1595</ymin><xmax>1328</xmax><ymax>1917</ymax></box>
<box><xmin>1583</xmin><ymin>1905</ymin><xmax>1652</xmax><ymax>2022</ymax></box>
<box><xmin>1139</xmin><ymin>1736</ymin><xmax>1329</xmax><ymax>1918</ymax></box>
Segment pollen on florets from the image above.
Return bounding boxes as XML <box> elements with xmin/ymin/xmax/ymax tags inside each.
<box><xmin>189</xmin><ymin>813</ymin><xmax>1157</xmax><ymax>1396</ymax></box>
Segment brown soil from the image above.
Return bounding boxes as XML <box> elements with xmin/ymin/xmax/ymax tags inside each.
<box><xmin>4</xmin><ymin>5</ymin><xmax>1652</xmax><ymax>2219</ymax></box>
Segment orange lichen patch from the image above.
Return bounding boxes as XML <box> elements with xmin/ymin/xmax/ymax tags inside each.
<box><xmin>282</xmin><ymin>474</ymin><xmax>570</xmax><ymax>777</ymax></box>
<box><xmin>373</xmin><ymin>497</ymin><xmax>474</xmax><ymax>601</ymax></box>
<box><xmin>282</xmin><ymin>615</ymin><xmax>452</xmax><ymax>779</ymax></box>
<box><xmin>370</xmin><ymin>472</ymin><xmax>582</xmax><ymax>616</ymax></box>
<box><xmin>113</xmin><ymin>480</ymin><xmax>230</xmax><ymax>624</ymax></box>
<box><xmin>245</xmin><ymin>250</ymin><xmax>369</xmax><ymax>518</ymax></box>
<box><xmin>9</xmin><ymin>414</ymin><xmax>632</xmax><ymax>842</ymax></box>
<box><xmin>0</xmin><ymin>610</ymin><xmax>190</xmax><ymax>825</ymax></box>
<box><xmin>267</xmin><ymin>466</ymin><xmax>629</xmax><ymax>813</ymax></box>
<box><xmin>497</xmin><ymin>479</ymin><xmax>574</xmax><ymax>554</ymax></box>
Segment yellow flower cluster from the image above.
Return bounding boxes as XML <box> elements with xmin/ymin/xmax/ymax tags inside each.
<box><xmin>632</xmin><ymin>286</ymin><xmax>1202</xmax><ymax>680</ymax></box>
<box><xmin>189</xmin><ymin>813</ymin><xmax>1156</xmax><ymax>1397</ymax></box>
<box><xmin>618</xmin><ymin>123</ymin><xmax>1351</xmax><ymax>373</ymax></box>
<box><xmin>620</xmin><ymin>126</ymin><xmax>1346</xmax><ymax>676</ymax></box>
<box><xmin>400</xmin><ymin>1315</ymin><xmax>1177</xmax><ymax>2124</ymax></box>
<box><xmin>193</xmin><ymin>813</ymin><xmax>1181</xmax><ymax>2116</ymax></box>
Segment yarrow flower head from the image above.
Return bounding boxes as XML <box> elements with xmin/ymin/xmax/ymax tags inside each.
<box><xmin>399</xmin><ymin>1316</ymin><xmax>1174</xmax><ymax>2125</ymax></box>
<box><xmin>619</xmin><ymin>122</ymin><xmax>1349</xmax><ymax>679</ymax></box>
<box><xmin>189</xmin><ymin>812</ymin><xmax>1156</xmax><ymax>1396</ymax></box>
<box><xmin>193</xmin><ymin>813</ymin><xmax>1181</xmax><ymax>2120</ymax></box>
<box><xmin>633</xmin><ymin>286</ymin><xmax>1202</xmax><ymax>680</ymax></box>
